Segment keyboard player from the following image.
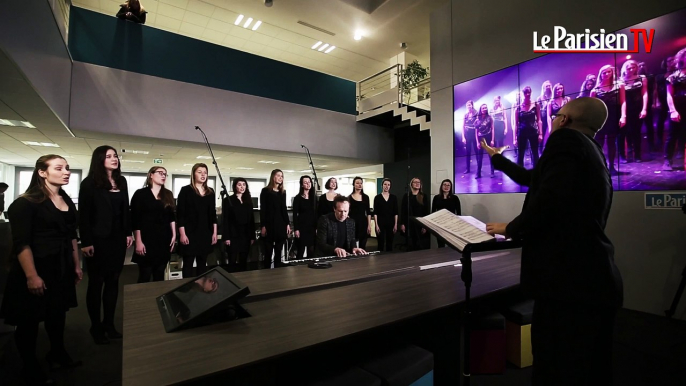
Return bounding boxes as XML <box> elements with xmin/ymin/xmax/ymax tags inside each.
<box><xmin>316</xmin><ymin>195</ymin><xmax>368</xmax><ymax>257</ymax></box>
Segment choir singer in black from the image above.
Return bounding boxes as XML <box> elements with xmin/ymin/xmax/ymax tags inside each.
<box><xmin>482</xmin><ymin>97</ymin><xmax>623</xmax><ymax>386</ymax></box>
<box><xmin>316</xmin><ymin>195</ymin><xmax>367</xmax><ymax>257</ymax></box>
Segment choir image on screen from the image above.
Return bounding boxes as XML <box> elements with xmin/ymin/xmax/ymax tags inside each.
<box><xmin>453</xmin><ymin>7</ymin><xmax>686</xmax><ymax>194</ymax></box>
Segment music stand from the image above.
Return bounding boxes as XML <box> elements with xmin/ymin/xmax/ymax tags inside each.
<box><xmin>412</xmin><ymin>217</ymin><xmax>521</xmax><ymax>386</ymax></box>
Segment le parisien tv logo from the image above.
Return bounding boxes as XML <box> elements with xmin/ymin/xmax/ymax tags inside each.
<box><xmin>533</xmin><ymin>27</ymin><xmax>655</xmax><ymax>53</ymax></box>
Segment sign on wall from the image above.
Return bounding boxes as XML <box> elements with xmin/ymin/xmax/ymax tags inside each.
<box><xmin>644</xmin><ymin>193</ymin><xmax>686</xmax><ymax>209</ymax></box>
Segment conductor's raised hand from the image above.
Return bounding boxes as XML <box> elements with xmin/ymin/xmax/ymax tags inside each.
<box><xmin>481</xmin><ymin>138</ymin><xmax>507</xmax><ymax>157</ymax></box>
<box><xmin>486</xmin><ymin>222</ymin><xmax>508</xmax><ymax>237</ymax></box>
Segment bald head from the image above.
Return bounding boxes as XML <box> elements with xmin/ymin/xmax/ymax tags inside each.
<box><xmin>554</xmin><ymin>97</ymin><xmax>608</xmax><ymax>135</ymax></box>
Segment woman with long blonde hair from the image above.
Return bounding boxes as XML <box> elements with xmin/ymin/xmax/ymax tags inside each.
<box><xmin>591</xmin><ymin>64</ymin><xmax>626</xmax><ymax>174</ymax></box>
<box><xmin>131</xmin><ymin>167</ymin><xmax>176</xmax><ymax>283</ymax></box>
<box><xmin>620</xmin><ymin>59</ymin><xmax>648</xmax><ymax>162</ymax></box>
<box><xmin>260</xmin><ymin>169</ymin><xmax>290</xmax><ymax>267</ymax></box>
<box><xmin>177</xmin><ymin>163</ymin><xmax>217</xmax><ymax>278</ymax></box>
<box><xmin>1</xmin><ymin>155</ymin><xmax>82</xmax><ymax>384</ymax></box>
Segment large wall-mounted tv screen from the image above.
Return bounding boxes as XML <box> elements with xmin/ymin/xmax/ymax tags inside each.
<box><xmin>453</xmin><ymin>7</ymin><xmax>686</xmax><ymax>194</ymax></box>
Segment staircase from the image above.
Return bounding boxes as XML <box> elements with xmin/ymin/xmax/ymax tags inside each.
<box><xmin>356</xmin><ymin>103</ymin><xmax>431</xmax><ymax>131</ymax></box>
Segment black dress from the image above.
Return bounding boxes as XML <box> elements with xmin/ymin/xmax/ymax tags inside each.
<box><xmin>177</xmin><ymin>185</ymin><xmax>216</xmax><ymax>257</ymax></box>
<box><xmin>293</xmin><ymin>194</ymin><xmax>316</xmax><ymax>246</ymax></box>
<box><xmin>595</xmin><ymin>86</ymin><xmax>621</xmax><ymax>169</ymax></box>
<box><xmin>400</xmin><ymin>193</ymin><xmax>430</xmax><ymax>250</ymax></box>
<box><xmin>317</xmin><ymin>194</ymin><xmax>335</xmax><ymax>219</ymax></box>
<box><xmin>222</xmin><ymin>195</ymin><xmax>256</xmax><ymax>254</ymax></box>
<box><xmin>130</xmin><ymin>188</ymin><xmax>175</xmax><ymax>267</ymax></box>
<box><xmin>0</xmin><ymin>193</ymin><xmax>78</xmax><ymax>325</ymax></box>
<box><xmin>349</xmin><ymin>194</ymin><xmax>370</xmax><ymax>249</ymax></box>
<box><xmin>373</xmin><ymin>193</ymin><xmax>398</xmax><ymax>252</ymax></box>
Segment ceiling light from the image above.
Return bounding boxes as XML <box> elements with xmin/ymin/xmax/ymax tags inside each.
<box><xmin>121</xmin><ymin>159</ymin><xmax>144</xmax><ymax>163</ymax></box>
<box><xmin>183</xmin><ymin>163</ymin><xmax>195</xmax><ymax>166</ymax></box>
<box><xmin>312</xmin><ymin>41</ymin><xmax>322</xmax><ymax>49</ymax></box>
<box><xmin>235</xmin><ymin>14</ymin><xmax>244</xmax><ymax>25</ymax></box>
<box><xmin>300</xmin><ymin>169</ymin><xmax>311</xmax><ymax>173</ymax></box>
<box><xmin>325</xmin><ymin>45</ymin><xmax>336</xmax><ymax>53</ymax></box>
<box><xmin>235</xmin><ymin>167</ymin><xmax>254</xmax><ymax>170</ymax></box>
<box><xmin>0</xmin><ymin>119</ymin><xmax>36</xmax><ymax>128</ymax></box>
<box><xmin>123</xmin><ymin>149</ymin><xmax>149</xmax><ymax>155</ymax></box>
<box><xmin>252</xmin><ymin>20</ymin><xmax>262</xmax><ymax>31</ymax></box>
<box><xmin>196</xmin><ymin>155</ymin><xmax>220</xmax><ymax>160</ymax></box>
<box><xmin>22</xmin><ymin>141</ymin><xmax>41</xmax><ymax>146</ymax></box>
<box><xmin>22</xmin><ymin>141</ymin><xmax>60</xmax><ymax>147</ymax></box>
<box><xmin>282</xmin><ymin>169</ymin><xmax>294</xmax><ymax>173</ymax></box>
<box><xmin>258</xmin><ymin>160</ymin><xmax>280</xmax><ymax>164</ymax></box>
<box><xmin>354</xmin><ymin>31</ymin><xmax>362</xmax><ymax>40</ymax></box>
<box><xmin>318</xmin><ymin>43</ymin><xmax>329</xmax><ymax>52</ymax></box>
<box><xmin>41</xmin><ymin>142</ymin><xmax>60</xmax><ymax>147</ymax></box>
<box><xmin>243</xmin><ymin>17</ymin><xmax>253</xmax><ymax>28</ymax></box>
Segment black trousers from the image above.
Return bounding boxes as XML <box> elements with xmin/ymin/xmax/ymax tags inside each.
<box><xmin>595</xmin><ymin>130</ymin><xmax>618</xmax><ymax>169</ymax></box>
<box><xmin>182</xmin><ymin>254</ymin><xmax>208</xmax><ymax>278</ymax></box>
<box><xmin>295</xmin><ymin>237</ymin><xmax>314</xmax><ymax>260</ymax></box>
<box><xmin>464</xmin><ymin>129</ymin><xmax>477</xmax><ymax>172</ymax></box>
<box><xmin>377</xmin><ymin>223</ymin><xmax>395</xmax><ymax>252</ymax></box>
<box><xmin>517</xmin><ymin>130</ymin><xmax>539</xmax><ymax>167</ymax></box>
<box><xmin>15</xmin><ymin>309</ymin><xmax>66</xmax><ymax>372</ymax></box>
<box><xmin>86</xmin><ymin>257</ymin><xmax>123</xmax><ymax>329</ymax></box>
<box><xmin>263</xmin><ymin>236</ymin><xmax>285</xmax><ymax>267</ymax></box>
<box><xmin>622</xmin><ymin>115</ymin><xmax>643</xmax><ymax>160</ymax></box>
<box><xmin>477</xmin><ymin>135</ymin><xmax>495</xmax><ymax>176</ymax></box>
<box><xmin>137</xmin><ymin>260</ymin><xmax>167</xmax><ymax>283</ymax></box>
<box><xmin>665</xmin><ymin>116</ymin><xmax>686</xmax><ymax>164</ymax></box>
<box><xmin>532</xmin><ymin>299</ymin><xmax>617</xmax><ymax>386</ymax></box>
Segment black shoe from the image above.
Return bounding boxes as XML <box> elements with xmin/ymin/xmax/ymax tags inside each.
<box><xmin>46</xmin><ymin>351</ymin><xmax>82</xmax><ymax>371</ymax></box>
<box><xmin>104</xmin><ymin>324</ymin><xmax>123</xmax><ymax>339</ymax></box>
<box><xmin>90</xmin><ymin>326</ymin><xmax>110</xmax><ymax>345</ymax></box>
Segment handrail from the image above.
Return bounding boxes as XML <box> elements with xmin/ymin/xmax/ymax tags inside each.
<box><xmin>358</xmin><ymin>64</ymin><xmax>401</xmax><ymax>83</ymax></box>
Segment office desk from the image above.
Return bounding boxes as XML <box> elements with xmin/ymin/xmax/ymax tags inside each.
<box><xmin>122</xmin><ymin>248</ymin><xmax>521</xmax><ymax>385</ymax></box>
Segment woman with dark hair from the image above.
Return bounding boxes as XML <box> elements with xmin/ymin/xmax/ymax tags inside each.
<box><xmin>373</xmin><ymin>178</ymin><xmax>398</xmax><ymax>252</ymax></box>
<box><xmin>317</xmin><ymin>177</ymin><xmax>338</xmax><ymax>219</ymax></box>
<box><xmin>536</xmin><ymin>80</ymin><xmax>553</xmax><ymax>152</ymax></box>
<box><xmin>348</xmin><ymin>176</ymin><xmax>371</xmax><ymax>250</ymax></box>
<box><xmin>620</xmin><ymin>59</ymin><xmax>648</xmax><ymax>163</ymax></box>
<box><xmin>292</xmin><ymin>175</ymin><xmax>317</xmax><ymax>260</ymax></box>
<box><xmin>578</xmin><ymin>75</ymin><xmax>596</xmax><ymax>98</ymax></box>
<box><xmin>116</xmin><ymin>0</ymin><xmax>147</xmax><ymax>24</ymax></box>
<box><xmin>462</xmin><ymin>100</ymin><xmax>478</xmax><ymax>174</ymax></box>
<box><xmin>400</xmin><ymin>177</ymin><xmax>430</xmax><ymax>251</ymax></box>
<box><xmin>656</xmin><ymin>56</ymin><xmax>676</xmax><ymax>151</ymax></box>
<box><xmin>260</xmin><ymin>169</ymin><xmax>290</xmax><ymax>268</ymax></box>
<box><xmin>222</xmin><ymin>178</ymin><xmax>256</xmax><ymax>271</ymax></box>
<box><xmin>475</xmin><ymin>103</ymin><xmax>495</xmax><ymax>178</ymax></box>
<box><xmin>663</xmin><ymin>47</ymin><xmax>686</xmax><ymax>171</ymax></box>
<box><xmin>431</xmin><ymin>179</ymin><xmax>462</xmax><ymax>248</ymax></box>
<box><xmin>131</xmin><ymin>167</ymin><xmax>176</xmax><ymax>283</ymax></box>
<box><xmin>492</xmin><ymin>96</ymin><xmax>508</xmax><ymax>148</ymax></box>
<box><xmin>1</xmin><ymin>155</ymin><xmax>82</xmax><ymax>385</ymax></box>
<box><xmin>177</xmin><ymin>163</ymin><xmax>217</xmax><ymax>278</ymax></box>
<box><xmin>79</xmin><ymin>145</ymin><xmax>132</xmax><ymax>345</ymax></box>
<box><xmin>591</xmin><ymin>64</ymin><xmax>625</xmax><ymax>175</ymax></box>
<box><xmin>513</xmin><ymin>86</ymin><xmax>542</xmax><ymax>168</ymax></box>
<box><xmin>547</xmin><ymin>83</ymin><xmax>571</xmax><ymax>143</ymax></box>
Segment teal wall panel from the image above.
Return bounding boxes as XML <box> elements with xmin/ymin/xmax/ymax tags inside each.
<box><xmin>68</xmin><ymin>7</ymin><xmax>356</xmax><ymax>114</ymax></box>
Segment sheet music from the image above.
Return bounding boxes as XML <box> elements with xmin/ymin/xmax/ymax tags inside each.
<box><xmin>415</xmin><ymin>209</ymin><xmax>495</xmax><ymax>251</ymax></box>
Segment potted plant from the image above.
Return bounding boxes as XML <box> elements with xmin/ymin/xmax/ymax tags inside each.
<box><xmin>399</xmin><ymin>60</ymin><xmax>429</xmax><ymax>104</ymax></box>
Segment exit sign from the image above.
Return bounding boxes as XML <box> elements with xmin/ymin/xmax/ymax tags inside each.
<box><xmin>645</xmin><ymin>192</ymin><xmax>686</xmax><ymax>209</ymax></box>
<box><xmin>153</xmin><ymin>159</ymin><xmax>163</xmax><ymax>164</ymax></box>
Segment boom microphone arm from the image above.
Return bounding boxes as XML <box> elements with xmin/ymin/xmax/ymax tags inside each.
<box><xmin>195</xmin><ymin>126</ymin><xmax>229</xmax><ymax>202</ymax></box>
<box><xmin>301</xmin><ymin>144</ymin><xmax>321</xmax><ymax>192</ymax></box>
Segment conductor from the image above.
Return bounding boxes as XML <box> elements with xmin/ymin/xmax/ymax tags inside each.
<box><xmin>482</xmin><ymin>97</ymin><xmax>623</xmax><ymax>385</ymax></box>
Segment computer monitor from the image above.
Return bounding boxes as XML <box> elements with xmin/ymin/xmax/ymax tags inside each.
<box><xmin>156</xmin><ymin>267</ymin><xmax>250</xmax><ymax>332</ymax></box>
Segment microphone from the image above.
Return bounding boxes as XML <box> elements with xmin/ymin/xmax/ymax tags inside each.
<box><xmin>195</xmin><ymin>126</ymin><xmax>200</xmax><ymax>130</ymax></box>
<box><xmin>301</xmin><ymin>144</ymin><xmax>305</xmax><ymax>148</ymax></box>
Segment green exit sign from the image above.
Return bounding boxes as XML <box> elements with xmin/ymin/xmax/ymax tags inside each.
<box><xmin>153</xmin><ymin>159</ymin><xmax>163</xmax><ymax>164</ymax></box>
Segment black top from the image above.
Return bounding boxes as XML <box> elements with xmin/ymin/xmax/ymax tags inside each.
<box><xmin>0</xmin><ymin>192</ymin><xmax>78</xmax><ymax>325</ymax></box>
<box><xmin>116</xmin><ymin>5</ymin><xmax>147</xmax><ymax>24</ymax></box>
<box><xmin>222</xmin><ymin>195</ymin><xmax>256</xmax><ymax>253</ymax></box>
<box><xmin>130</xmin><ymin>188</ymin><xmax>175</xmax><ymax>263</ymax></box>
<box><xmin>349</xmin><ymin>194</ymin><xmax>370</xmax><ymax>239</ymax></box>
<box><xmin>517</xmin><ymin>106</ymin><xmax>537</xmax><ymax>132</ymax></box>
<box><xmin>475</xmin><ymin>115</ymin><xmax>493</xmax><ymax>137</ymax></box>
<box><xmin>622</xmin><ymin>75</ymin><xmax>645</xmax><ymax>116</ymax></box>
<box><xmin>400</xmin><ymin>193</ymin><xmax>430</xmax><ymax>227</ymax></box>
<box><xmin>259</xmin><ymin>188</ymin><xmax>289</xmax><ymax>241</ymax></box>
<box><xmin>317</xmin><ymin>194</ymin><xmax>335</xmax><ymax>219</ymax></box>
<box><xmin>373</xmin><ymin>193</ymin><xmax>398</xmax><ymax>228</ymax></box>
<box><xmin>492</xmin><ymin>128</ymin><xmax>623</xmax><ymax>307</ymax></box>
<box><xmin>292</xmin><ymin>194</ymin><xmax>316</xmax><ymax>245</ymax></box>
<box><xmin>335</xmin><ymin>221</ymin><xmax>347</xmax><ymax>249</ymax></box>
<box><xmin>78</xmin><ymin>176</ymin><xmax>132</xmax><ymax>247</ymax></box>
<box><xmin>316</xmin><ymin>213</ymin><xmax>357</xmax><ymax>257</ymax></box>
<box><xmin>431</xmin><ymin>195</ymin><xmax>462</xmax><ymax>216</ymax></box>
<box><xmin>667</xmin><ymin>71</ymin><xmax>686</xmax><ymax>112</ymax></box>
<box><xmin>594</xmin><ymin>86</ymin><xmax>621</xmax><ymax>134</ymax></box>
<box><xmin>463</xmin><ymin>112</ymin><xmax>477</xmax><ymax>131</ymax></box>
<box><xmin>548</xmin><ymin>98</ymin><xmax>568</xmax><ymax>117</ymax></box>
<box><xmin>177</xmin><ymin>185</ymin><xmax>216</xmax><ymax>256</ymax></box>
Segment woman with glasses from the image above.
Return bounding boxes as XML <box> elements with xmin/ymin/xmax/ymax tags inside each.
<box><xmin>292</xmin><ymin>176</ymin><xmax>317</xmax><ymax>260</ymax></box>
<box><xmin>400</xmin><ymin>177</ymin><xmax>430</xmax><ymax>251</ymax></box>
<box><xmin>513</xmin><ymin>86</ymin><xmax>542</xmax><ymax>168</ymax></box>
<box><xmin>591</xmin><ymin>64</ymin><xmax>625</xmax><ymax>175</ymax></box>
<box><xmin>177</xmin><ymin>163</ymin><xmax>217</xmax><ymax>278</ymax></box>
<box><xmin>79</xmin><ymin>146</ymin><xmax>132</xmax><ymax>345</ymax></box>
<box><xmin>222</xmin><ymin>178</ymin><xmax>256</xmax><ymax>271</ymax></box>
<box><xmin>620</xmin><ymin>59</ymin><xmax>648</xmax><ymax>163</ymax></box>
<box><xmin>547</xmin><ymin>83</ymin><xmax>571</xmax><ymax>145</ymax></box>
<box><xmin>130</xmin><ymin>167</ymin><xmax>176</xmax><ymax>283</ymax></box>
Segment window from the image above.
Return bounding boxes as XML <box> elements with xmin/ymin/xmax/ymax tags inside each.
<box><xmin>229</xmin><ymin>177</ymin><xmax>266</xmax><ymax>208</ymax></box>
<box><xmin>15</xmin><ymin>167</ymin><xmax>82</xmax><ymax>204</ymax></box>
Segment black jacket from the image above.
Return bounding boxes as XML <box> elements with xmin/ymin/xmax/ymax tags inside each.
<box><xmin>492</xmin><ymin>128</ymin><xmax>623</xmax><ymax>307</ymax></box>
<box><xmin>78</xmin><ymin>176</ymin><xmax>131</xmax><ymax>247</ymax></box>
<box><xmin>316</xmin><ymin>213</ymin><xmax>357</xmax><ymax>257</ymax></box>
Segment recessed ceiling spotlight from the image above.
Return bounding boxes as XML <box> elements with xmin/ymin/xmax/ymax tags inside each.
<box><xmin>354</xmin><ymin>30</ymin><xmax>363</xmax><ymax>40</ymax></box>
